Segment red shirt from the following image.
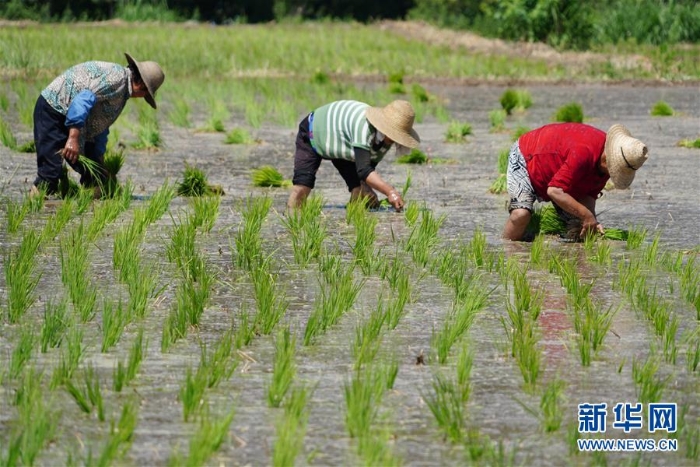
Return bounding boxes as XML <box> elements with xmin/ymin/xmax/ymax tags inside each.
<box><xmin>519</xmin><ymin>123</ymin><xmax>609</xmax><ymax>202</ymax></box>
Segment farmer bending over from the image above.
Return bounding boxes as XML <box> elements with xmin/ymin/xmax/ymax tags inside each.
<box><xmin>287</xmin><ymin>100</ymin><xmax>420</xmax><ymax>212</ymax></box>
<box><xmin>503</xmin><ymin>123</ymin><xmax>649</xmax><ymax>241</ymax></box>
<box><xmin>31</xmin><ymin>53</ymin><xmax>165</xmax><ymax>198</ymax></box>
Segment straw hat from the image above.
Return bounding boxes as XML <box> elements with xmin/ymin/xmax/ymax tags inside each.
<box><xmin>365</xmin><ymin>100</ymin><xmax>420</xmax><ymax>148</ymax></box>
<box><xmin>125</xmin><ymin>53</ymin><xmax>165</xmax><ymax>109</ymax></box>
<box><xmin>604</xmin><ymin>124</ymin><xmax>648</xmax><ymax>189</ymax></box>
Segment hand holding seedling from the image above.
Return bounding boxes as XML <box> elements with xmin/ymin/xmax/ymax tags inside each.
<box><xmin>60</xmin><ymin>129</ymin><xmax>81</xmax><ymax>164</ymax></box>
<box><xmin>581</xmin><ymin>216</ymin><xmax>605</xmax><ymax>237</ymax></box>
<box><xmin>388</xmin><ymin>190</ymin><xmax>404</xmax><ymax>212</ymax></box>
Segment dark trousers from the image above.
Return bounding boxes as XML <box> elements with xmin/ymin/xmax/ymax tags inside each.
<box><xmin>292</xmin><ymin>114</ymin><xmax>361</xmax><ymax>192</ymax></box>
<box><xmin>33</xmin><ymin>95</ymin><xmax>104</xmax><ymax>193</ymax></box>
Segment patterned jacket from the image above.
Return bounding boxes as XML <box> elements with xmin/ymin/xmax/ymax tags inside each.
<box><xmin>41</xmin><ymin>61</ymin><xmax>131</xmax><ymax>147</ymax></box>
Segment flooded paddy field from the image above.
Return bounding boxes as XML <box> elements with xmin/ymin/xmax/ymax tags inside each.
<box><xmin>1</xmin><ymin>83</ymin><xmax>699</xmax><ymax>466</ymax></box>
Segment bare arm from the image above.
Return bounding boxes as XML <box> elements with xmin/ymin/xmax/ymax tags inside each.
<box><xmin>364</xmin><ymin>171</ymin><xmax>403</xmax><ymax>211</ymax></box>
<box><xmin>62</xmin><ymin>127</ymin><xmax>81</xmax><ymax>164</ymax></box>
<box><xmin>546</xmin><ymin>187</ymin><xmax>604</xmax><ymax>236</ymax></box>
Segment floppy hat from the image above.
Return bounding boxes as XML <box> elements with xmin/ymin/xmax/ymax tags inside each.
<box><xmin>365</xmin><ymin>100</ymin><xmax>420</xmax><ymax>148</ymax></box>
<box><xmin>604</xmin><ymin>124</ymin><xmax>648</xmax><ymax>189</ymax></box>
<box><xmin>125</xmin><ymin>53</ymin><xmax>165</xmax><ymax>109</ymax></box>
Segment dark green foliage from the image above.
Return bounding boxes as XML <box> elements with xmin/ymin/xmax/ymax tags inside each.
<box><xmin>411</xmin><ymin>83</ymin><xmax>430</xmax><ymax>102</ymax></box>
<box><xmin>500</xmin><ymin>89</ymin><xmax>519</xmax><ymax>115</ymax></box>
<box><xmin>177</xmin><ymin>164</ymin><xmax>210</xmax><ymax>197</ymax></box>
<box><xmin>554</xmin><ymin>102</ymin><xmax>584</xmax><ymax>123</ymax></box>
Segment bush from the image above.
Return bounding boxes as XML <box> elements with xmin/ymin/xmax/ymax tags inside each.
<box><xmin>553</xmin><ymin>102</ymin><xmax>584</xmax><ymax>123</ymax></box>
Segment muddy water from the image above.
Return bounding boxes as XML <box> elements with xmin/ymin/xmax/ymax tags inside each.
<box><xmin>1</xmin><ymin>83</ymin><xmax>699</xmax><ymax>466</ymax></box>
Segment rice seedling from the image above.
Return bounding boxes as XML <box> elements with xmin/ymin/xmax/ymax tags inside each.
<box><xmin>385</xmin><ymin>276</ymin><xmax>412</xmax><ymax>330</ymax></box>
<box><xmin>405</xmin><ymin>208</ymin><xmax>445</xmax><ymax>267</ymax></box>
<box><xmin>529</xmin><ymin>233</ymin><xmax>545</xmax><ymax>267</ymax></box>
<box><xmin>101</xmin><ymin>298</ymin><xmax>128</xmax><ymax>353</ymax></box>
<box><xmin>662</xmin><ymin>315</ymin><xmax>679</xmax><ymax>365</ymax></box>
<box><xmin>50</xmin><ymin>326</ymin><xmax>84</xmax><ymax>389</ymax></box>
<box><xmin>180</xmin><ymin>364</ymin><xmax>209</xmax><ymax>422</ymax></box>
<box><xmin>273</xmin><ymin>385</ymin><xmax>312</xmax><ymax>467</ymax></box>
<box><xmin>190</xmin><ymin>194</ymin><xmax>221</xmax><ymax>233</ymax></box>
<box><xmin>423</xmin><ymin>373</ymin><xmax>465</xmax><ymax>443</ymax></box>
<box><xmin>7</xmin><ymin>368</ymin><xmax>57</xmax><ymax>466</ymax></box>
<box><xmin>200</xmin><ymin>327</ymin><xmax>238</xmax><ymax>389</ymax></box>
<box><xmin>113</xmin><ymin>328</ymin><xmax>147</xmax><ymax>392</ymax></box>
<box><xmin>510</xmin><ymin>266</ymin><xmax>543</xmax><ymax>321</ymax></box>
<box><xmin>166</xmin><ymin>212</ymin><xmax>197</xmax><ymax>276</ymax></box>
<box><xmin>572</xmin><ymin>298</ymin><xmax>618</xmax><ymax>366</ymax></box>
<box><xmin>553</xmin><ymin>102</ymin><xmax>584</xmax><ymax>123</ymax></box>
<box><xmin>225</xmin><ymin>127</ymin><xmax>254</xmax><ymax>144</ymax></box>
<box><xmin>133</xmin><ymin>105</ymin><xmax>161</xmax><ymax>149</ymax></box>
<box><xmin>641</xmin><ymin>233</ymin><xmax>661</xmax><ymax>266</ymax></box>
<box><xmin>500</xmin><ymin>89</ymin><xmax>519</xmax><ymax>115</ymax></box>
<box><xmin>650</xmin><ymin>100</ymin><xmax>674</xmax><ymax>116</ymax></box>
<box><xmin>233</xmin><ymin>307</ymin><xmax>256</xmax><ymax>350</ymax></box>
<box><xmin>632</xmin><ymin>354</ymin><xmax>669</xmax><ymax>404</ymax></box>
<box><xmin>349</xmin><ymin>202</ymin><xmax>379</xmax><ymax>275</ymax></box>
<box><xmin>540</xmin><ymin>379</ymin><xmax>565</xmax><ymax>432</ymax></box>
<box><xmin>0</xmin><ymin>115</ymin><xmax>18</xmax><ymax>149</ymax></box>
<box><xmin>251</xmin><ymin>165</ymin><xmax>291</xmax><ymax>187</ymax></box>
<box><xmin>281</xmin><ymin>195</ymin><xmax>325</xmax><ymax>268</ymax></box>
<box><xmin>268</xmin><ymin>327</ymin><xmax>297</xmax><ymax>408</ymax></box>
<box><xmin>40</xmin><ymin>298</ymin><xmax>69</xmax><ymax>353</ymax></box>
<box><xmin>250</xmin><ymin>257</ymin><xmax>288</xmax><ymax>336</ymax></box>
<box><xmin>177</xmin><ymin>163</ymin><xmax>212</xmax><ymax>197</ymax></box>
<box><xmin>202</xmin><ymin>98</ymin><xmax>229</xmax><ymax>132</ymax></box>
<box><xmin>356</xmin><ymin>425</ymin><xmax>402</xmax><ymax>467</ymax></box>
<box><xmin>489</xmin><ymin>109</ymin><xmax>507</xmax><ymax>132</ymax></box>
<box><xmin>172</xmin><ymin>408</ymin><xmax>235</xmax><ymax>466</ymax></box>
<box><xmin>5</xmin><ymin>196</ymin><xmax>29</xmax><ymax>234</ymax></box>
<box><xmin>456</xmin><ymin>342</ymin><xmax>473</xmax><ymax>403</ymax></box>
<box><xmin>65</xmin><ymin>363</ymin><xmax>105</xmax><ymax>421</ymax></box>
<box><xmin>4</xmin><ymin>229</ymin><xmax>42</xmax><ymax>323</ymax></box>
<box><xmin>9</xmin><ymin>326</ymin><xmax>35</xmax><ymax>380</ymax></box>
<box><xmin>96</xmin><ymin>398</ymin><xmax>139</xmax><ymax>465</ymax></box>
<box><xmin>142</xmin><ymin>180</ymin><xmax>176</xmax><ymax>225</ymax></box>
<box><xmin>686</xmin><ymin>332</ymin><xmax>700</xmax><ymax>373</ymax></box>
<box><xmin>353</xmin><ymin>301</ymin><xmax>387</xmax><ymax>368</ymax></box>
<box><xmin>678</xmin><ymin>138</ymin><xmax>700</xmax><ymax>149</ymax></box>
<box><xmin>169</xmin><ymin>98</ymin><xmax>191</xmax><ymax>128</ymax></box>
<box><xmin>433</xmin><ymin>295</ymin><xmax>485</xmax><ymax>364</ymax></box>
<box><xmin>489</xmin><ymin>173</ymin><xmax>507</xmax><ymax>194</ymax></box>
<box><xmin>41</xmin><ymin>197</ymin><xmax>75</xmax><ymax>242</ymax></box>
<box><xmin>344</xmin><ymin>367</ymin><xmax>385</xmax><ymax>439</ymax></box>
<box><xmin>403</xmin><ymin>201</ymin><xmax>420</xmax><ymax>226</ymax></box>
<box><xmin>126</xmin><ymin>262</ymin><xmax>159</xmax><ymax>320</ymax></box>
<box><xmin>234</xmin><ymin>195</ymin><xmax>272</xmax><ymax>271</ymax></box>
<box><xmin>304</xmin><ymin>264</ymin><xmax>364</xmax><ymax>345</ymax></box>
<box><xmin>511</xmin><ymin>321</ymin><xmax>542</xmax><ymax>390</ymax></box>
<box><xmin>591</xmin><ymin>238</ymin><xmax>612</xmax><ymax>266</ymax></box>
<box><xmin>445</xmin><ymin>120</ymin><xmax>472</xmax><ymax>143</ymax></box>
<box><xmin>396</xmin><ymin>148</ymin><xmax>428</xmax><ymax>164</ymax></box>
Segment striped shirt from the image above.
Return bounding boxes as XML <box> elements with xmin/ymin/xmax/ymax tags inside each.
<box><xmin>311</xmin><ymin>100</ymin><xmax>390</xmax><ymax>164</ymax></box>
<box><xmin>41</xmin><ymin>61</ymin><xmax>131</xmax><ymax>142</ymax></box>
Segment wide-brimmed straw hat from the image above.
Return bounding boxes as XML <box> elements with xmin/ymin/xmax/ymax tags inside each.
<box><xmin>604</xmin><ymin>124</ymin><xmax>648</xmax><ymax>189</ymax></box>
<box><xmin>365</xmin><ymin>100</ymin><xmax>420</xmax><ymax>149</ymax></box>
<box><xmin>125</xmin><ymin>53</ymin><xmax>164</xmax><ymax>109</ymax></box>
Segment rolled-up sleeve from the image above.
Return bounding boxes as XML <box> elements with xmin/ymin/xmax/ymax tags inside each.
<box><xmin>65</xmin><ymin>90</ymin><xmax>97</xmax><ymax>128</ymax></box>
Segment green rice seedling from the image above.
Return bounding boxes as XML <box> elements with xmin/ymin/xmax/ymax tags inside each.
<box><xmin>162</xmin><ymin>290</ymin><xmax>189</xmax><ymax>352</ymax></box>
<box><xmin>396</xmin><ymin>148</ymin><xmax>428</xmax><ymax>164</ymax></box>
<box><xmin>169</xmin><ymin>98</ymin><xmax>191</xmax><ymax>128</ymax></box>
<box><xmin>686</xmin><ymin>333</ymin><xmax>700</xmax><ymax>373</ymax></box>
<box><xmin>311</xmin><ymin>70</ymin><xmax>330</xmax><ymax>85</ymax></box>
<box><xmin>406</xmin><ymin>209</ymin><xmax>445</xmax><ymax>267</ymax></box>
<box><xmin>411</xmin><ymin>83</ymin><xmax>431</xmax><ymax>103</ymax></box>
<box><xmin>529</xmin><ymin>233</ymin><xmax>545</xmax><ymax>267</ymax></box>
<box><xmin>456</xmin><ymin>342</ymin><xmax>473</xmax><ymax>403</ymax></box>
<box><xmin>353</xmin><ymin>301</ymin><xmax>387</xmax><ymax>368</ymax></box>
<box><xmin>423</xmin><ymin>373</ymin><xmax>465</xmax><ymax>443</ymax></box>
<box><xmin>591</xmin><ymin>238</ymin><xmax>612</xmax><ymax>266</ymax></box>
<box><xmin>632</xmin><ymin>355</ymin><xmax>669</xmax><ymax>404</ymax></box>
<box><xmin>433</xmin><ymin>296</ymin><xmax>485</xmax><ymax>364</ymax></box>
<box><xmin>281</xmin><ymin>195</ymin><xmax>326</xmax><ymax>268</ymax></box>
<box><xmin>318</xmin><ymin>251</ymin><xmax>344</xmax><ymax>285</ymax></box>
<box><xmin>180</xmin><ymin>364</ymin><xmax>209</xmax><ymax>422</ymax></box>
<box><xmin>650</xmin><ymin>100</ymin><xmax>674</xmax><ymax>116</ymax></box>
<box><xmin>0</xmin><ymin>115</ymin><xmax>18</xmax><ymax>149</ymax></box>
<box><xmin>177</xmin><ymin>163</ymin><xmax>210</xmax><ymax>197</ymax></box>
<box><xmin>40</xmin><ymin>298</ymin><xmax>69</xmax><ymax>353</ymax></box>
<box><xmin>50</xmin><ymin>325</ymin><xmax>84</xmax><ymax>389</ymax></box>
<box><xmin>250</xmin><ymin>257</ymin><xmax>289</xmax><ymax>336</ymax></box>
<box><xmin>9</xmin><ymin>326</ymin><xmax>35</xmax><ymax>380</ymax></box>
<box><xmin>385</xmin><ymin>276</ymin><xmax>411</xmax><ymax>330</ymax></box>
<box><xmin>113</xmin><ymin>224</ymin><xmax>143</xmax><ymax>281</ymax></box>
<box><xmin>201</xmin><ymin>327</ymin><xmax>238</xmax><ymax>389</ymax></box>
<box><xmin>540</xmin><ymin>379</ymin><xmax>565</xmax><ymax>432</ymax></box>
<box><xmin>65</xmin><ymin>364</ymin><xmax>105</xmax><ymax>421</ymax></box>
<box><xmin>190</xmin><ymin>194</ymin><xmax>221</xmax><ymax>233</ymax></box>
<box><xmin>142</xmin><ymin>180</ymin><xmax>176</xmax><ymax>225</ymax></box>
<box><xmin>344</xmin><ymin>367</ymin><xmax>384</xmax><ymax>439</ymax></box>
<box><xmin>380</xmin><ymin>357</ymin><xmax>400</xmax><ymax>390</ymax></box>
<box><xmin>0</xmin><ymin>91</ymin><xmax>8</xmax><ymax>111</ymax></box>
<box><xmin>5</xmin><ymin>229</ymin><xmax>42</xmax><ymax>323</ymax></box>
<box><xmin>5</xmin><ymin>196</ymin><xmax>30</xmax><ymax>234</ymax></box>
<box><xmin>512</xmin><ymin>125</ymin><xmax>531</xmax><ymax>142</ymax></box>
<box><xmin>662</xmin><ymin>315</ymin><xmax>679</xmax><ymax>365</ymax></box>
<box><xmin>684</xmin><ymin>425</ymin><xmax>700</xmax><ymax>461</ymax></box>
<box><xmin>41</xmin><ymin>197</ymin><xmax>75</xmax><ymax>242</ymax></box>
<box><xmin>125</xmin><ymin>262</ymin><xmax>158</xmax><ymax>320</ymax></box>
<box><xmin>511</xmin><ymin>266</ymin><xmax>543</xmax><ymax>321</ymax></box>
<box><xmin>641</xmin><ymin>233</ymin><xmax>661</xmax><ymax>266</ymax></box>
<box><xmin>273</xmin><ymin>386</ymin><xmax>312</xmax><ymax>467</ymax></box>
<box><xmin>173</xmin><ymin>408</ymin><xmax>235</xmax><ymax>466</ymax></box>
<box><xmin>114</xmin><ymin>328</ymin><xmax>147</xmax><ymax>392</ymax></box>
<box><xmin>357</xmin><ymin>426</ymin><xmax>402</xmax><ymax>467</ymax></box>
<box><xmin>225</xmin><ymin>127</ymin><xmax>254</xmax><ymax>144</ymax></box>
<box><xmin>489</xmin><ymin>109</ymin><xmax>507</xmax><ymax>132</ymax></box>
<box><xmin>512</xmin><ymin>321</ymin><xmax>542</xmax><ymax>390</ymax></box>
<box><xmin>603</xmin><ymin>227</ymin><xmax>629</xmax><ymax>242</ymax></box>
<box><xmin>268</xmin><ymin>327</ymin><xmax>297</xmax><ymax>408</ymax></box>
<box><xmin>233</xmin><ymin>307</ymin><xmax>256</xmax><ymax>350</ymax></box>
<box><xmin>8</xmin><ymin>368</ymin><xmax>57</xmax><ymax>466</ymax></box>
<box><xmin>404</xmin><ymin>201</ymin><xmax>420</xmax><ymax>226</ymax></box>
<box><xmin>133</xmin><ymin>106</ymin><xmax>162</xmax><ymax>149</ymax></box>
<box><xmin>445</xmin><ymin>121</ymin><xmax>472</xmax><ymax>143</ymax></box>
<box><xmin>489</xmin><ymin>173</ymin><xmax>507</xmax><ymax>194</ymax></box>
<box><xmin>388</xmin><ymin>81</ymin><xmax>406</xmax><ymax>94</ymax></box>
<box><xmin>500</xmin><ymin>89</ymin><xmax>519</xmax><ymax>115</ymax></box>
<box><xmin>679</xmin><ymin>138</ymin><xmax>700</xmax><ymax>149</ymax></box>
<box><xmin>304</xmin><ymin>265</ymin><xmax>364</xmax><ymax>345</ymax></box>
<box><xmin>234</xmin><ymin>195</ymin><xmax>272</xmax><ymax>271</ymax></box>
<box><xmin>349</xmin><ymin>204</ymin><xmax>379</xmax><ymax>275</ymax></box>
<box><xmin>251</xmin><ymin>165</ymin><xmax>291</xmax><ymax>187</ymax></box>
<box><xmin>101</xmin><ymin>298</ymin><xmax>128</xmax><ymax>353</ymax></box>
<box><xmin>516</xmin><ymin>90</ymin><xmax>533</xmax><ymax>110</ymax></box>
<box><xmin>202</xmin><ymin>98</ymin><xmax>229</xmax><ymax>133</ymax></box>
<box><xmin>74</xmin><ymin>185</ymin><xmax>94</xmax><ymax>214</ymax></box>
<box><xmin>553</xmin><ymin>102</ymin><xmax>584</xmax><ymax>123</ymax></box>
<box><xmin>166</xmin><ymin>212</ymin><xmax>197</xmax><ymax>275</ymax></box>
<box><xmin>467</xmin><ymin>228</ymin><xmax>491</xmax><ymax>269</ymax></box>
<box><xmin>97</xmin><ymin>398</ymin><xmax>139</xmax><ymax>465</ymax></box>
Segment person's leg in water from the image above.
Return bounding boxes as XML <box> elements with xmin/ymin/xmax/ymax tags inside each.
<box><xmin>288</xmin><ymin>114</ymin><xmax>320</xmax><ymax>208</ymax></box>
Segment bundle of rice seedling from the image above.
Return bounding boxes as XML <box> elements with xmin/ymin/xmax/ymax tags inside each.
<box><xmin>397</xmin><ymin>148</ymin><xmax>428</xmax><ymax>164</ymax></box>
<box><xmin>489</xmin><ymin>173</ymin><xmax>507</xmax><ymax>194</ymax></box>
<box><xmin>251</xmin><ymin>165</ymin><xmax>291</xmax><ymax>187</ymax></box>
<box><xmin>527</xmin><ymin>204</ymin><xmax>629</xmax><ymax>241</ymax></box>
<box><xmin>177</xmin><ymin>163</ymin><xmax>209</xmax><ymax>197</ymax></box>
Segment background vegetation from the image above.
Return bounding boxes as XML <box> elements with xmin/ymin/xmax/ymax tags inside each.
<box><xmin>2</xmin><ymin>0</ymin><xmax>700</xmax><ymax>50</ymax></box>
